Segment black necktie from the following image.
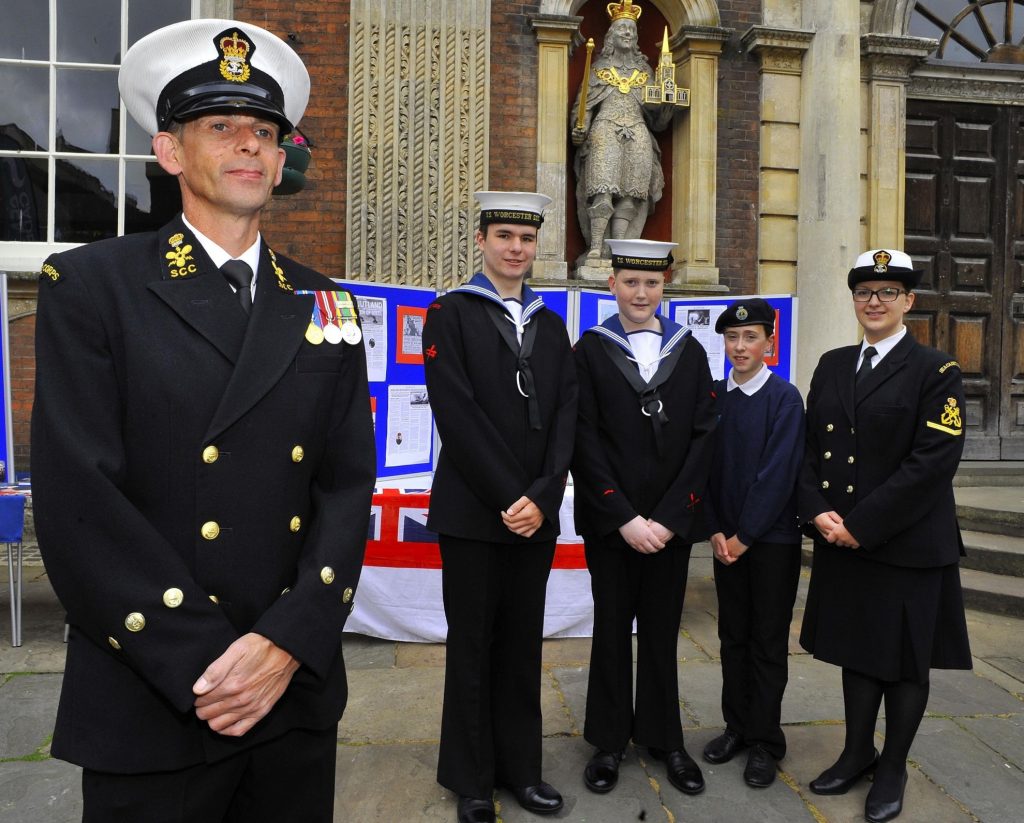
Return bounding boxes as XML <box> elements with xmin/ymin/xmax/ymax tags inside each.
<box><xmin>220</xmin><ymin>260</ymin><xmax>254</xmax><ymax>315</ymax></box>
<box><xmin>857</xmin><ymin>346</ymin><xmax>877</xmax><ymax>384</ymax></box>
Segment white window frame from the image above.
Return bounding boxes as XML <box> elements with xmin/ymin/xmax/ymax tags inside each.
<box><xmin>0</xmin><ymin>0</ymin><xmax>223</xmax><ymax>272</ymax></box>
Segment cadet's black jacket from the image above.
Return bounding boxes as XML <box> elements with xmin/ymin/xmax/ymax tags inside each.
<box><xmin>31</xmin><ymin>215</ymin><xmax>375</xmax><ymax>773</ymax></box>
<box><xmin>798</xmin><ymin>333</ymin><xmax>965</xmax><ymax>568</ymax></box>
<box><xmin>571</xmin><ymin>317</ymin><xmax>717</xmax><ymax>541</ymax></box>
<box><xmin>422</xmin><ymin>277</ymin><xmax>577</xmax><ymax>542</ymax></box>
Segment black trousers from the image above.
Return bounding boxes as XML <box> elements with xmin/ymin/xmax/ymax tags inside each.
<box><xmin>436</xmin><ymin>535</ymin><xmax>556</xmax><ymax>798</ymax></box>
<box><xmin>81</xmin><ymin>725</ymin><xmax>338</xmax><ymax>823</ymax></box>
<box><xmin>584</xmin><ymin>534</ymin><xmax>692</xmax><ymax>753</ymax></box>
<box><xmin>712</xmin><ymin>540</ymin><xmax>801</xmax><ymax>759</ymax></box>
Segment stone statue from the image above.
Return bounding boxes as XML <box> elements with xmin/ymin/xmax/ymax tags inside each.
<box><xmin>570</xmin><ymin>0</ymin><xmax>674</xmax><ymax>264</ymax></box>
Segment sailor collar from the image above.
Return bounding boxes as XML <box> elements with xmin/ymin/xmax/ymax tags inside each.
<box><xmin>586</xmin><ymin>314</ymin><xmax>690</xmax><ymax>362</ymax></box>
<box><xmin>452</xmin><ymin>272</ymin><xmax>547</xmax><ymax>331</ymax></box>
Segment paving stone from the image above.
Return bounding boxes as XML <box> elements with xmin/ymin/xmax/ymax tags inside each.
<box><xmin>342</xmin><ymin>632</ymin><xmax>397</xmax><ymax>670</ymax></box>
<box><xmin>0</xmin><ymin>673</ymin><xmax>61</xmax><ymax>758</ymax></box>
<box><xmin>0</xmin><ymin>578</ymin><xmax>69</xmax><ymax>673</ymax></box>
<box><xmin>983</xmin><ymin>655</ymin><xmax>1024</xmax><ymax>685</ymax></box>
<box><xmin>958</xmin><ymin>713</ymin><xmax>1024</xmax><ymax>770</ymax></box>
<box><xmin>551</xmin><ymin>665</ymin><xmax>588</xmax><ymax>734</ymax></box>
<box><xmin>542</xmin><ymin>636</ymin><xmax>591</xmax><ymax>667</ymax></box>
<box><xmin>927</xmin><ymin>668</ymin><xmax>1024</xmax><ymax>718</ymax></box>
<box><xmin>340</xmin><ymin>667</ymin><xmax>444</xmax><ymax>743</ymax></box>
<box><xmin>395</xmin><ymin>641</ymin><xmax>447</xmax><ymax>668</ymax></box>
<box><xmin>781</xmin><ymin>657</ymin><xmax>845</xmax><ymax>724</ymax></box>
<box><xmin>334</xmin><ymin>742</ymin><xmax>451</xmax><ymax>821</ymax></box>
<box><xmin>0</xmin><ymin>759</ymin><xmax>81</xmax><ymax>823</ymax></box>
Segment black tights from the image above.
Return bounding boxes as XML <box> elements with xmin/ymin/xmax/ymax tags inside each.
<box><xmin>836</xmin><ymin>668</ymin><xmax>929</xmax><ymax>797</ymax></box>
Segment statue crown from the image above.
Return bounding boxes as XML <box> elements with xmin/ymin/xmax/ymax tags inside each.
<box><xmin>220</xmin><ymin>31</ymin><xmax>251</xmax><ymax>60</ymax></box>
<box><xmin>607</xmin><ymin>0</ymin><xmax>642</xmax><ymax>23</ymax></box>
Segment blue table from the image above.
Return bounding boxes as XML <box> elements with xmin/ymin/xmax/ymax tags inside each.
<box><xmin>0</xmin><ymin>493</ymin><xmax>27</xmax><ymax>647</ymax></box>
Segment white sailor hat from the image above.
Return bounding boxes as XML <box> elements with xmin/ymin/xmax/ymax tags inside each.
<box><xmin>475</xmin><ymin>191</ymin><xmax>552</xmax><ymax>228</ymax></box>
<box><xmin>119</xmin><ymin>19</ymin><xmax>310</xmax><ymax>136</ymax></box>
<box><xmin>848</xmin><ymin>248</ymin><xmax>922</xmax><ymax>289</ymax></box>
<box><xmin>606</xmin><ymin>238</ymin><xmax>677</xmax><ymax>271</ymax></box>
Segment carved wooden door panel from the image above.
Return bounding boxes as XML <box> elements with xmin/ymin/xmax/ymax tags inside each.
<box><xmin>905</xmin><ymin>100</ymin><xmax>1008</xmax><ymax>459</ymax></box>
<box><xmin>1002</xmin><ymin>108</ymin><xmax>1024</xmax><ymax>458</ymax></box>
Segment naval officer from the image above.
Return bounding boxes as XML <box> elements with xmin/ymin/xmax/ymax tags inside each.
<box><xmin>31</xmin><ymin>19</ymin><xmax>375</xmax><ymax>822</ymax></box>
<box><xmin>798</xmin><ymin>249</ymin><xmax>972</xmax><ymax>823</ymax></box>
<box><xmin>423</xmin><ymin>191</ymin><xmax>577</xmax><ymax>823</ymax></box>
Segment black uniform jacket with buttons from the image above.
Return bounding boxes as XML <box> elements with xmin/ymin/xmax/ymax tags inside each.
<box><xmin>797</xmin><ymin>333</ymin><xmax>965</xmax><ymax>568</ymax></box>
<box><xmin>422</xmin><ymin>280</ymin><xmax>577</xmax><ymax>543</ymax></box>
<box><xmin>571</xmin><ymin>317</ymin><xmax>717</xmax><ymax>541</ymax></box>
<box><xmin>31</xmin><ymin>215</ymin><xmax>376</xmax><ymax>773</ymax></box>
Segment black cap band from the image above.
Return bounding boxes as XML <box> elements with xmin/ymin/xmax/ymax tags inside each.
<box><xmin>847</xmin><ymin>265</ymin><xmax>922</xmax><ymax>290</ymax></box>
<box><xmin>611</xmin><ymin>253</ymin><xmax>673</xmax><ymax>272</ymax></box>
<box><xmin>479</xmin><ymin>209</ymin><xmax>544</xmax><ymax>229</ymax></box>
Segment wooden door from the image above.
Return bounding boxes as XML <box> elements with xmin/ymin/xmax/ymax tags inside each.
<box><xmin>904</xmin><ymin>100</ymin><xmax>1024</xmax><ymax>459</ymax></box>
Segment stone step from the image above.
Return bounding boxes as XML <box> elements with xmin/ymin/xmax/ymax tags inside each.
<box><xmin>960</xmin><ymin>530</ymin><xmax>1024</xmax><ymax>577</ymax></box>
<box><xmin>955</xmin><ymin>486</ymin><xmax>1024</xmax><ymax>538</ymax></box>
<box><xmin>954</xmin><ymin>461</ymin><xmax>1024</xmax><ymax>487</ymax></box>
<box><xmin>960</xmin><ymin>566</ymin><xmax>1024</xmax><ymax>619</ymax></box>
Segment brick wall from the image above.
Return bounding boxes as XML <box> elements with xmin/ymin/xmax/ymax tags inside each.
<box><xmin>715</xmin><ymin>0</ymin><xmax>761</xmax><ymax>295</ymax></box>
<box><xmin>489</xmin><ymin>1</ymin><xmax>541</xmax><ymax>192</ymax></box>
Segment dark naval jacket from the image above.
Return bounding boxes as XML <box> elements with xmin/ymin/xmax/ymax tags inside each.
<box><xmin>31</xmin><ymin>215</ymin><xmax>376</xmax><ymax>773</ymax></box>
<box><xmin>572</xmin><ymin>315</ymin><xmax>717</xmax><ymax>541</ymax></box>
<box><xmin>798</xmin><ymin>332</ymin><xmax>965</xmax><ymax>568</ymax></box>
<box><xmin>422</xmin><ymin>274</ymin><xmax>577</xmax><ymax>543</ymax></box>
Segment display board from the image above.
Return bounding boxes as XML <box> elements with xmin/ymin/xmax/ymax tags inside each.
<box><xmin>0</xmin><ymin>275</ymin><xmax>13</xmax><ymax>483</ymax></box>
<box><xmin>665</xmin><ymin>294</ymin><xmax>797</xmax><ymax>382</ymax></box>
<box><xmin>335</xmin><ymin>279</ymin><xmax>436</xmax><ymax>481</ymax></box>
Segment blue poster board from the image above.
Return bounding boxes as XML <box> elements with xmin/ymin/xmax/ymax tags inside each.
<box><xmin>665</xmin><ymin>294</ymin><xmax>798</xmax><ymax>383</ymax></box>
<box><xmin>533</xmin><ymin>286</ymin><xmax>569</xmax><ymax>327</ymax></box>
<box><xmin>0</xmin><ymin>275</ymin><xmax>13</xmax><ymax>483</ymax></box>
<box><xmin>334</xmin><ymin>279</ymin><xmax>436</xmax><ymax>481</ymax></box>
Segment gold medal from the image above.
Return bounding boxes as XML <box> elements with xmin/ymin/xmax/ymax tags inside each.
<box><xmin>341</xmin><ymin>321</ymin><xmax>362</xmax><ymax>345</ymax></box>
<box><xmin>305</xmin><ymin>322</ymin><xmax>325</xmax><ymax>345</ymax></box>
<box><xmin>323</xmin><ymin>323</ymin><xmax>343</xmax><ymax>345</ymax></box>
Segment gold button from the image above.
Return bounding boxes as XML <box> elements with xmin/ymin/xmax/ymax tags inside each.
<box><xmin>824</xmin><ymin>451</ymin><xmax>832</xmax><ymax>460</ymax></box>
<box><xmin>826</xmin><ymin>424</ymin><xmax>834</xmax><ymax>432</ymax></box>
<box><xmin>290</xmin><ymin>516</ymin><xmax>302</xmax><ymax>532</ymax></box>
<box><xmin>321</xmin><ymin>567</ymin><xmax>336</xmax><ymax>585</ymax></box>
<box><xmin>291</xmin><ymin>445</ymin><xmax>305</xmax><ymax>463</ymax></box>
<box><xmin>847</xmin><ymin>485</ymin><xmax>855</xmax><ymax>493</ymax></box>
<box><xmin>848</xmin><ymin>456</ymin><xmax>855</xmax><ymax>464</ymax></box>
<box><xmin>281</xmin><ymin>587</ymin><xmax>291</xmax><ymax>596</ymax></box>
<box><xmin>342</xmin><ymin>587</ymin><xmax>353</xmax><ymax>603</ymax></box>
<box><xmin>108</xmin><ymin>636</ymin><xmax>121</xmax><ymax>650</ymax></box>
<box><xmin>209</xmin><ymin>595</ymin><xmax>220</xmax><ymax>604</ymax></box>
<box><xmin>202</xmin><ymin>445</ymin><xmax>219</xmax><ymax>464</ymax></box>
<box><xmin>821</xmin><ymin>481</ymin><xmax>830</xmax><ymax>489</ymax></box>
<box><xmin>163</xmin><ymin>588</ymin><xmax>184</xmax><ymax>608</ymax></box>
<box><xmin>201</xmin><ymin>521</ymin><xmax>220</xmax><ymax>540</ymax></box>
<box><xmin>125</xmin><ymin>612</ymin><xmax>146</xmax><ymax>632</ymax></box>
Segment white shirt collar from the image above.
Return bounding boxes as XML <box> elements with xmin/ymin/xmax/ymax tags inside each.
<box><xmin>727</xmin><ymin>362</ymin><xmax>770</xmax><ymax>395</ymax></box>
<box><xmin>182</xmin><ymin>215</ymin><xmax>261</xmax><ymax>295</ymax></box>
<box><xmin>859</xmin><ymin>325</ymin><xmax>906</xmax><ymax>370</ymax></box>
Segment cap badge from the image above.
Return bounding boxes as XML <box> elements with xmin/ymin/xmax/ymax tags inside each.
<box><xmin>165</xmin><ymin>233</ymin><xmax>196</xmax><ymax>277</ymax></box>
<box><xmin>219</xmin><ymin>31</ymin><xmax>252</xmax><ymax>83</ymax></box>
<box><xmin>872</xmin><ymin>250</ymin><xmax>891</xmax><ymax>274</ymax></box>
<box><xmin>735</xmin><ymin>305</ymin><xmax>748</xmax><ymax>321</ymax></box>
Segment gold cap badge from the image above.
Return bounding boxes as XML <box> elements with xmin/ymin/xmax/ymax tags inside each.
<box><xmin>872</xmin><ymin>250</ymin><xmax>891</xmax><ymax>274</ymax></box>
<box><xmin>736</xmin><ymin>306</ymin><xmax>748</xmax><ymax>321</ymax></box>
<box><xmin>219</xmin><ymin>31</ymin><xmax>252</xmax><ymax>83</ymax></box>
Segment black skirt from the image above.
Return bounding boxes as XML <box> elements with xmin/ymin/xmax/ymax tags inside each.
<box><xmin>800</xmin><ymin>541</ymin><xmax>972</xmax><ymax>683</ymax></box>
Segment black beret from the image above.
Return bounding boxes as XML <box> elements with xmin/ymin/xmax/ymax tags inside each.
<box><xmin>715</xmin><ymin>298</ymin><xmax>776</xmax><ymax>333</ymax></box>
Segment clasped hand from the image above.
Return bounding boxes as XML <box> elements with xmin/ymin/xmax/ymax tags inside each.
<box><xmin>619</xmin><ymin>515</ymin><xmax>674</xmax><ymax>554</ymax></box>
<box><xmin>813</xmin><ymin>511</ymin><xmax>860</xmax><ymax>548</ymax></box>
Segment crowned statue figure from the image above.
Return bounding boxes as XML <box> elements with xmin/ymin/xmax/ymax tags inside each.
<box><xmin>570</xmin><ymin>0</ymin><xmax>675</xmax><ymax>266</ymax></box>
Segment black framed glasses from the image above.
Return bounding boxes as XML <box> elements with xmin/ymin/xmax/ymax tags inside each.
<box><xmin>851</xmin><ymin>287</ymin><xmax>907</xmax><ymax>303</ymax></box>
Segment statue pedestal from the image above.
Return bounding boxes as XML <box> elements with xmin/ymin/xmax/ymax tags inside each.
<box><xmin>575</xmin><ymin>258</ymin><xmax>613</xmax><ymax>281</ymax></box>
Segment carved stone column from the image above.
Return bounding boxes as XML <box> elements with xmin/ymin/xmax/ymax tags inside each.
<box><xmin>531</xmin><ymin>14</ymin><xmax>582</xmax><ymax>281</ymax></box>
<box><xmin>861</xmin><ymin>34</ymin><xmax>936</xmax><ymax>250</ymax></box>
<box><xmin>673</xmin><ymin>26</ymin><xmax>730</xmax><ymax>290</ymax></box>
<box><xmin>742</xmin><ymin>26</ymin><xmax>814</xmax><ymax>296</ymax></box>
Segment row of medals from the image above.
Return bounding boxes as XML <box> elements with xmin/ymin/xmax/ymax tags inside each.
<box><xmin>304</xmin><ymin>290</ymin><xmax>362</xmax><ymax>346</ymax></box>
<box><xmin>307</xmin><ymin>315</ymin><xmax>361</xmax><ymax>346</ymax></box>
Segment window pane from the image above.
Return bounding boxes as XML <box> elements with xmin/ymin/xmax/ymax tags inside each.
<box><xmin>57</xmin><ymin>0</ymin><xmax>121</xmax><ymax>64</ymax></box>
<box><xmin>0</xmin><ymin>155</ymin><xmax>48</xmax><ymax>241</ymax></box>
<box><xmin>56</xmin><ymin>68</ymin><xmax>119</xmax><ymax>154</ymax></box>
<box><xmin>128</xmin><ymin>0</ymin><xmax>191</xmax><ymax>46</ymax></box>
<box><xmin>124</xmin><ymin>159</ymin><xmax>181</xmax><ymax>235</ymax></box>
<box><xmin>0</xmin><ymin>3</ymin><xmax>49</xmax><ymax>60</ymax></box>
<box><xmin>126</xmin><ymin>115</ymin><xmax>154</xmax><ymax>155</ymax></box>
<box><xmin>55</xmin><ymin>157</ymin><xmax>118</xmax><ymax>243</ymax></box>
<box><xmin>0</xmin><ymin>66</ymin><xmax>50</xmax><ymax>150</ymax></box>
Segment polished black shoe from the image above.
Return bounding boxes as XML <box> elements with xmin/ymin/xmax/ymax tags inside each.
<box><xmin>743</xmin><ymin>745</ymin><xmax>777</xmax><ymax>788</ymax></box>
<box><xmin>649</xmin><ymin>747</ymin><xmax>705</xmax><ymax>795</ymax></box>
<box><xmin>703</xmin><ymin>729</ymin><xmax>747</xmax><ymax>764</ymax></box>
<box><xmin>809</xmin><ymin>749</ymin><xmax>879</xmax><ymax>795</ymax></box>
<box><xmin>506</xmin><ymin>782</ymin><xmax>563</xmax><ymax>815</ymax></box>
<box><xmin>456</xmin><ymin>795</ymin><xmax>495</xmax><ymax>823</ymax></box>
<box><xmin>583</xmin><ymin>749</ymin><xmax>623</xmax><ymax>793</ymax></box>
<box><xmin>865</xmin><ymin>769</ymin><xmax>908</xmax><ymax>822</ymax></box>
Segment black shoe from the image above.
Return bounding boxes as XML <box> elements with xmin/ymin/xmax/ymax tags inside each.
<box><xmin>703</xmin><ymin>729</ymin><xmax>747</xmax><ymax>764</ymax></box>
<box><xmin>743</xmin><ymin>745</ymin><xmax>777</xmax><ymax>788</ymax></box>
<box><xmin>583</xmin><ymin>750</ymin><xmax>623</xmax><ymax>793</ymax></box>
<box><xmin>456</xmin><ymin>795</ymin><xmax>495</xmax><ymax>823</ymax></box>
<box><xmin>865</xmin><ymin>769</ymin><xmax>908</xmax><ymax>822</ymax></box>
<box><xmin>649</xmin><ymin>747</ymin><xmax>705</xmax><ymax>795</ymax></box>
<box><xmin>809</xmin><ymin>749</ymin><xmax>879</xmax><ymax>795</ymax></box>
<box><xmin>506</xmin><ymin>782</ymin><xmax>563</xmax><ymax>815</ymax></box>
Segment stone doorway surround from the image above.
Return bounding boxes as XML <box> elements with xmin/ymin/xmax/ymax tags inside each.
<box><xmin>531</xmin><ymin>0</ymin><xmax>729</xmax><ymax>287</ymax></box>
